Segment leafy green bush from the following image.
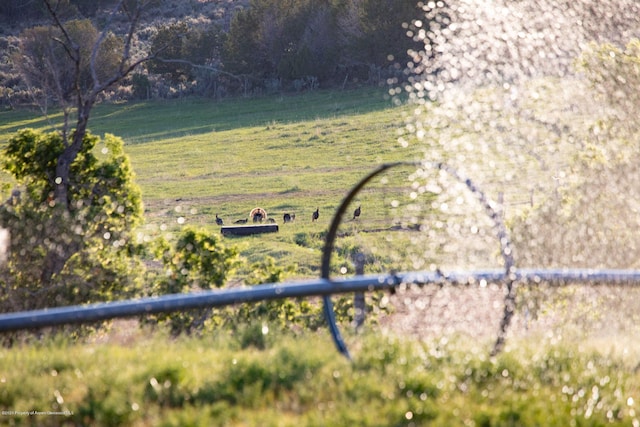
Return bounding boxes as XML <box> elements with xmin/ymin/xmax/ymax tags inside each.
<box><xmin>234</xmin><ymin>257</ymin><xmax>325</xmax><ymax>332</ymax></box>
<box><xmin>145</xmin><ymin>227</ymin><xmax>240</xmax><ymax>335</ymax></box>
<box><xmin>0</xmin><ymin>129</ymin><xmax>144</xmax><ymax>314</ymax></box>
<box><xmin>143</xmin><ymin>366</ymin><xmax>189</xmax><ymax>408</ymax></box>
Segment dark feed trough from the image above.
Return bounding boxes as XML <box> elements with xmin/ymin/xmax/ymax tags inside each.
<box><xmin>221</xmin><ymin>223</ymin><xmax>278</xmax><ymax>236</ymax></box>
<box><xmin>221</xmin><ymin>207</ymin><xmax>278</xmax><ymax>235</ymax></box>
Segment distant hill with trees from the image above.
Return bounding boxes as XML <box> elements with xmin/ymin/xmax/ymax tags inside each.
<box><xmin>0</xmin><ymin>0</ymin><xmax>426</xmax><ymax>108</ymax></box>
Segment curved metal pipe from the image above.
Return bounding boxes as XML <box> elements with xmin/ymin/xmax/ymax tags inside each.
<box><xmin>320</xmin><ymin>162</ymin><xmax>408</xmax><ymax>359</ymax></box>
<box><xmin>320</xmin><ymin>161</ymin><xmax>516</xmax><ymax>358</ymax></box>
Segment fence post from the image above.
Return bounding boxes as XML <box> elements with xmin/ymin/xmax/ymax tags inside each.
<box><xmin>353</xmin><ymin>252</ymin><xmax>366</xmax><ymax>332</ymax></box>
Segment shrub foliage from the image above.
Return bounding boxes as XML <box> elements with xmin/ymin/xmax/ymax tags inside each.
<box><xmin>0</xmin><ymin>129</ymin><xmax>144</xmax><ymax>311</ymax></box>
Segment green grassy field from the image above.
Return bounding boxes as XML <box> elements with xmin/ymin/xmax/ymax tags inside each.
<box><xmin>0</xmin><ymin>88</ymin><xmax>430</xmax><ymax>278</ymax></box>
<box><xmin>3</xmin><ymin>87</ymin><xmax>640</xmax><ymax>426</ymax></box>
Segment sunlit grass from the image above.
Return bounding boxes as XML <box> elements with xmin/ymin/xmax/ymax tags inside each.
<box><xmin>0</xmin><ymin>87</ymin><xmax>424</xmax><ymax>278</ymax></box>
<box><xmin>0</xmin><ymin>109</ymin><xmax>61</xmax><ymax>135</ymax></box>
<box><xmin>2</xmin><ymin>330</ymin><xmax>640</xmax><ymax>426</ymax></box>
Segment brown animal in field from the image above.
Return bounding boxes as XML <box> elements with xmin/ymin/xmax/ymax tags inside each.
<box><xmin>250</xmin><ymin>207</ymin><xmax>268</xmax><ymax>223</ymax></box>
<box><xmin>312</xmin><ymin>208</ymin><xmax>319</xmax><ymax>222</ymax></box>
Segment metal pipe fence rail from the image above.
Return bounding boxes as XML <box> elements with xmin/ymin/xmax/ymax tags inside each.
<box><xmin>1</xmin><ymin>268</ymin><xmax>639</xmax><ymax>332</ymax></box>
<box><xmin>3</xmin><ymin>162</ymin><xmax>640</xmax><ymax>359</ymax></box>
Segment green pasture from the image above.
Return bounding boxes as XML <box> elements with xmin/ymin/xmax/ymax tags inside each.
<box><xmin>2</xmin><ymin>329</ymin><xmax>640</xmax><ymax>427</ymax></box>
<box><xmin>4</xmin><ymin>84</ymin><xmax>640</xmax><ymax>427</ymax></box>
<box><xmin>0</xmin><ymin>88</ymin><xmax>433</xmax><ymax>278</ymax></box>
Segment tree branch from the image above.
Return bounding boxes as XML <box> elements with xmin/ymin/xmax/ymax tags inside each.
<box><xmin>43</xmin><ymin>0</ymin><xmax>83</xmax><ymax>143</ymax></box>
<box><xmin>95</xmin><ymin>55</ymin><xmax>155</xmax><ymax>95</ymax></box>
<box><xmin>90</xmin><ymin>0</ymin><xmax>126</xmax><ymax>87</ymax></box>
<box><xmin>89</xmin><ymin>0</ymin><xmax>154</xmax><ymax>96</ymax></box>
<box><xmin>154</xmin><ymin>58</ymin><xmax>245</xmax><ymax>82</ymax></box>
<box><xmin>43</xmin><ymin>0</ymin><xmax>79</xmax><ymax>63</ymax></box>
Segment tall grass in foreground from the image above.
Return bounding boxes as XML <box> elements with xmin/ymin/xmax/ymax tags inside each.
<box><xmin>1</xmin><ymin>328</ymin><xmax>640</xmax><ymax>426</ymax></box>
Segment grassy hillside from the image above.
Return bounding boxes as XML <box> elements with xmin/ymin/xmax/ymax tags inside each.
<box><xmin>0</xmin><ymin>87</ymin><xmax>428</xmax><ymax>278</ymax></box>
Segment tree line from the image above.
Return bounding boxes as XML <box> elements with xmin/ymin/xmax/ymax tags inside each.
<box><xmin>0</xmin><ymin>0</ymin><xmax>425</xmax><ymax>107</ymax></box>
